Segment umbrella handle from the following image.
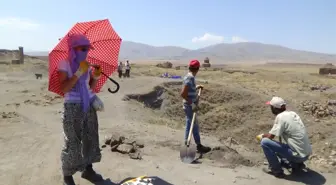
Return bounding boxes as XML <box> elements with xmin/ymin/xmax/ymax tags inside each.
<box><xmin>100</xmin><ymin>71</ymin><xmax>120</xmax><ymax>93</ymax></box>
<box><xmin>89</xmin><ymin>64</ymin><xmax>120</xmax><ymax>94</ymax></box>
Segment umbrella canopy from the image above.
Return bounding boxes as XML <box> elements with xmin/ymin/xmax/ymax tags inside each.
<box><xmin>48</xmin><ymin>19</ymin><xmax>122</xmax><ymax>96</ymax></box>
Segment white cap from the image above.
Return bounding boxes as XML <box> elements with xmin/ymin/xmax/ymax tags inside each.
<box><xmin>266</xmin><ymin>96</ymin><xmax>286</xmax><ymax>109</ymax></box>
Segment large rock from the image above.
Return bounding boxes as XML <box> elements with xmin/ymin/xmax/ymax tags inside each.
<box><xmin>104</xmin><ymin>135</ymin><xmax>121</xmax><ymax>146</ymax></box>
<box><xmin>117</xmin><ymin>144</ymin><xmax>136</xmax><ymax>154</ymax></box>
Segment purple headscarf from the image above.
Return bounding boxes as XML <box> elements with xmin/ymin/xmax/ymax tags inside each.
<box><xmin>67</xmin><ymin>34</ymin><xmax>92</xmax><ymax>112</ymax></box>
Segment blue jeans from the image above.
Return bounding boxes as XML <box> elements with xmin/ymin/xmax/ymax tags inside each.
<box><xmin>184</xmin><ymin>105</ymin><xmax>201</xmax><ymax>145</ymax></box>
<box><xmin>261</xmin><ymin>138</ymin><xmax>308</xmax><ymax>172</ymax></box>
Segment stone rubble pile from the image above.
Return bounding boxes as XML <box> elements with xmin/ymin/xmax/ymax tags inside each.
<box><xmin>300</xmin><ymin>100</ymin><xmax>336</xmax><ymax>118</ymax></box>
<box><xmin>103</xmin><ymin>135</ymin><xmax>144</xmax><ymax>160</ymax></box>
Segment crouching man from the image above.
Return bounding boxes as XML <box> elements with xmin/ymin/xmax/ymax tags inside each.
<box><xmin>257</xmin><ymin>96</ymin><xmax>312</xmax><ymax>178</ymax></box>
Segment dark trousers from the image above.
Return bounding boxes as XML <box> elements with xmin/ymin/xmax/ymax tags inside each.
<box><xmin>118</xmin><ymin>70</ymin><xmax>122</xmax><ymax>78</ymax></box>
<box><xmin>125</xmin><ymin>69</ymin><xmax>130</xmax><ymax>78</ymax></box>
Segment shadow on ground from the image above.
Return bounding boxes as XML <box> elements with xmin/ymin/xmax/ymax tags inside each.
<box><xmin>94</xmin><ymin>178</ymin><xmax>117</xmax><ymax>185</ymax></box>
<box><xmin>284</xmin><ymin>169</ymin><xmax>327</xmax><ymax>185</ymax></box>
<box><xmin>119</xmin><ymin>176</ymin><xmax>174</xmax><ymax>185</ymax></box>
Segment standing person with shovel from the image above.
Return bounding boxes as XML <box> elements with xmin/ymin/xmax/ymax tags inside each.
<box><xmin>180</xmin><ymin>60</ymin><xmax>211</xmax><ymax>154</ymax></box>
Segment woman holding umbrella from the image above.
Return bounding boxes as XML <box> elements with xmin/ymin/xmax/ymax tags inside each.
<box><xmin>58</xmin><ymin>34</ymin><xmax>104</xmax><ymax>185</ymax></box>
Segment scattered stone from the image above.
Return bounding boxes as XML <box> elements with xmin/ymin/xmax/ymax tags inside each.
<box><xmin>328</xmin><ymin>100</ymin><xmax>336</xmax><ymax>106</ymax></box>
<box><xmin>309</xmin><ymin>153</ymin><xmax>336</xmax><ymax>171</ymax></box>
<box><xmin>117</xmin><ymin>144</ymin><xmax>135</xmax><ymax>154</ymax></box>
<box><xmin>135</xmin><ymin>140</ymin><xmax>145</xmax><ymax>148</ymax></box>
<box><xmin>331</xmin><ymin>150</ymin><xmax>336</xmax><ymax>156</ymax></box>
<box><xmin>1</xmin><ymin>112</ymin><xmax>18</xmax><ymax>119</ymax></box>
<box><xmin>123</xmin><ymin>138</ymin><xmax>135</xmax><ymax>145</ymax></box>
<box><xmin>103</xmin><ymin>134</ymin><xmax>145</xmax><ymax>160</ymax></box>
<box><xmin>111</xmin><ymin>144</ymin><xmax>119</xmax><ymax>152</ymax></box>
<box><xmin>129</xmin><ymin>151</ymin><xmax>143</xmax><ymax>160</ymax></box>
<box><xmin>310</xmin><ymin>85</ymin><xmax>330</xmax><ymax>91</ymax></box>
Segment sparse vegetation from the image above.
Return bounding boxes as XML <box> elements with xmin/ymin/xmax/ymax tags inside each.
<box><xmin>128</xmin><ymin>63</ymin><xmax>336</xmax><ymax>172</ymax></box>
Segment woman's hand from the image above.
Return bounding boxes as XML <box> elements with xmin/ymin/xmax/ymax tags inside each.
<box><xmin>74</xmin><ymin>61</ymin><xmax>89</xmax><ymax>77</ymax></box>
<box><xmin>93</xmin><ymin>65</ymin><xmax>102</xmax><ymax>79</ymax></box>
<box><xmin>89</xmin><ymin>64</ymin><xmax>102</xmax><ymax>89</ymax></box>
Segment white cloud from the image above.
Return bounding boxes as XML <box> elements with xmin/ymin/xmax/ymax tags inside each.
<box><xmin>0</xmin><ymin>17</ymin><xmax>40</xmax><ymax>30</ymax></box>
<box><xmin>192</xmin><ymin>33</ymin><xmax>225</xmax><ymax>44</ymax></box>
<box><xmin>231</xmin><ymin>36</ymin><xmax>248</xmax><ymax>43</ymax></box>
<box><xmin>191</xmin><ymin>34</ymin><xmax>249</xmax><ymax>47</ymax></box>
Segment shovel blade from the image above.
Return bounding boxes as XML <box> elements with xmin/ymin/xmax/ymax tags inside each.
<box><xmin>180</xmin><ymin>145</ymin><xmax>197</xmax><ymax>163</ymax></box>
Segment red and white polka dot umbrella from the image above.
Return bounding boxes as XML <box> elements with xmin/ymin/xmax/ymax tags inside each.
<box><xmin>48</xmin><ymin>19</ymin><xmax>122</xmax><ymax>96</ymax></box>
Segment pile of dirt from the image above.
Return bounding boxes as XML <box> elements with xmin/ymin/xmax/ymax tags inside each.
<box><xmin>103</xmin><ymin>134</ymin><xmax>144</xmax><ymax>160</ymax></box>
<box><xmin>156</xmin><ymin>62</ymin><xmax>173</xmax><ymax>69</ymax></box>
<box><xmin>203</xmin><ymin>146</ymin><xmax>254</xmax><ymax>168</ymax></box>
<box><xmin>300</xmin><ymin>100</ymin><xmax>336</xmax><ymax>118</ymax></box>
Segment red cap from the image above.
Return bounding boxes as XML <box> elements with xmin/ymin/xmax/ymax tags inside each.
<box><xmin>189</xmin><ymin>60</ymin><xmax>200</xmax><ymax>68</ymax></box>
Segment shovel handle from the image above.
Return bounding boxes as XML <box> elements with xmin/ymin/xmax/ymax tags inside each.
<box><xmin>186</xmin><ymin>88</ymin><xmax>202</xmax><ymax>146</ymax></box>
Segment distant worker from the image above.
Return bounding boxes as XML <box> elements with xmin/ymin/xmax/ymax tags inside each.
<box><xmin>117</xmin><ymin>62</ymin><xmax>123</xmax><ymax>78</ymax></box>
<box><xmin>180</xmin><ymin>59</ymin><xmax>211</xmax><ymax>154</ymax></box>
<box><xmin>257</xmin><ymin>96</ymin><xmax>312</xmax><ymax>178</ymax></box>
<box><xmin>125</xmin><ymin>60</ymin><xmax>131</xmax><ymax>78</ymax></box>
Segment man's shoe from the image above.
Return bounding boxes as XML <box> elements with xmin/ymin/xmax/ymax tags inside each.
<box><xmin>262</xmin><ymin>167</ymin><xmax>285</xmax><ymax>178</ymax></box>
<box><xmin>291</xmin><ymin>162</ymin><xmax>306</xmax><ymax>173</ymax></box>
<box><xmin>280</xmin><ymin>159</ymin><xmax>291</xmax><ymax>169</ymax></box>
<box><xmin>81</xmin><ymin>165</ymin><xmax>103</xmax><ymax>183</ymax></box>
<box><xmin>63</xmin><ymin>175</ymin><xmax>76</xmax><ymax>185</ymax></box>
<box><xmin>196</xmin><ymin>144</ymin><xmax>211</xmax><ymax>154</ymax></box>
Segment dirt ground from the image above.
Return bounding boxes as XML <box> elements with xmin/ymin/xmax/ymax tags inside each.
<box><xmin>0</xmin><ymin>60</ymin><xmax>336</xmax><ymax>185</ymax></box>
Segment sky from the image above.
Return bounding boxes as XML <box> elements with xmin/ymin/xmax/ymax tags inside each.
<box><xmin>0</xmin><ymin>0</ymin><xmax>335</xmax><ymax>54</ymax></box>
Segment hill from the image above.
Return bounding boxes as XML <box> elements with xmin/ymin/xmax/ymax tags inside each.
<box><xmin>17</xmin><ymin>41</ymin><xmax>336</xmax><ymax>63</ymax></box>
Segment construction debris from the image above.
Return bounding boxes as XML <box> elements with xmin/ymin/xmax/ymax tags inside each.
<box><xmin>103</xmin><ymin>135</ymin><xmax>144</xmax><ymax>160</ymax></box>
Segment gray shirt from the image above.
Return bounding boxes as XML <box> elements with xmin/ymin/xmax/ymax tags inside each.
<box><xmin>269</xmin><ymin>111</ymin><xmax>312</xmax><ymax>158</ymax></box>
<box><xmin>182</xmin><ymin>72</ymin><xmax>197</xmax><ymax>104</ymax></box>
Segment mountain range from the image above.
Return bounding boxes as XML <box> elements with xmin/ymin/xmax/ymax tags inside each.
<box><xmin>25</xmin><ymin>41</ymin><xmax>336</xmax><ymax>63</ymax></box>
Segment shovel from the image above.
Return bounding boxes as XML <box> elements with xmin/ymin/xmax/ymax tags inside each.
<box><xmin>180</xmin><ymin>89</ymin><xmax>202</xmax><ymax>164</ymax></box>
